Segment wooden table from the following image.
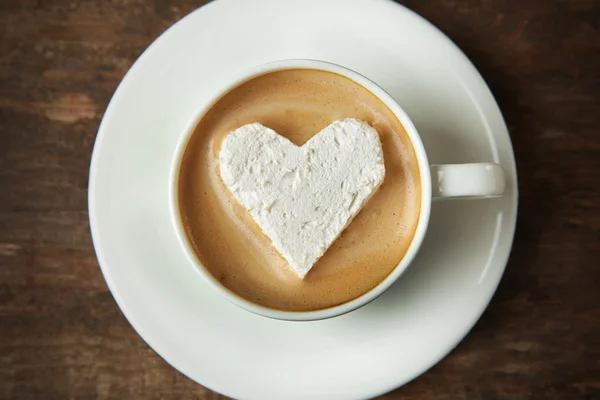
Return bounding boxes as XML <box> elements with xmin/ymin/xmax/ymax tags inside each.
<box><xmin>1</xmin><ymin>1</ymin><xmax>599</xmax><ymax>399</ymax></box>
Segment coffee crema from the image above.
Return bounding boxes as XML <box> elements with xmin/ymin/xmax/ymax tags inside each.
<box><xmin>178</xmin><ymin>69</ymin><xmax>421</xmax><ymax>311</ymax></box>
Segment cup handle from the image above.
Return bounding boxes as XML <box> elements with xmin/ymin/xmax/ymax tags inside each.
<box><xmin>431</xmin><ymin>163</ymin><xmax>505</xmax><ymax>199</ymax></box>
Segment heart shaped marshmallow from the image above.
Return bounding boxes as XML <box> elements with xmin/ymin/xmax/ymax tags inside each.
<box><xmin>219</xmin><ymin>118</ymin><xmax>385</xmax><ymax>278</ymax></box>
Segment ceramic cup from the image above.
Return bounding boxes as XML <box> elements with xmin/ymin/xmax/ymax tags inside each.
<box><xmin>169</xmin><ymin>59</ymin><xmax>505</xmax><ymax>321</ymax></box>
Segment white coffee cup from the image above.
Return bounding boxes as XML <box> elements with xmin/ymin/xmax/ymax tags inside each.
<box><xmin>169</xmin><ymin>59</ymin><xmax>505</xmax><ymax>321</ymax></box>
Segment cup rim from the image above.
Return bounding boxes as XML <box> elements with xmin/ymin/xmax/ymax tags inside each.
<box><xmin>168</xmin><ymin>59</ymin><xmax>432</xmax><ymax>321</ymax></box>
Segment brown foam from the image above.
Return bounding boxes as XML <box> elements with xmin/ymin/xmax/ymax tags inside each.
<box><xmin>178</xmin><ymin>69</ymin><xmax>421</xmax><ymax>311</ymax></box>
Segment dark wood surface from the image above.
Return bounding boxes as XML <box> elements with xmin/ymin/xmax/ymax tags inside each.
<box><xmin>1</xmin><ymin>0</ymin><xmax>599</xmax><ymax>399</ymax></box>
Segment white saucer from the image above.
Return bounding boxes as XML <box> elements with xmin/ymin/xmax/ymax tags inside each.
<box><xmin>89</xmin><ymin>0</ymin><xmax>518</xmax><ymax>398</ymax></box>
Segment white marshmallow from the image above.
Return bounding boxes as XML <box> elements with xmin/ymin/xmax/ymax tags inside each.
<box><xmin>219</xmin><ymin>118</ymin><xmax>385</xmax><ymax>278</ymax></box>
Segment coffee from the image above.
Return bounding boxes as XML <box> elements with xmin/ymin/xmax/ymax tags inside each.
<box><xmin>178</xmin><ymin>69</ymin><xmax>421</xmax><ymax>311</ymax></box>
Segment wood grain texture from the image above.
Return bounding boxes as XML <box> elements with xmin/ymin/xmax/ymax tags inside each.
<box><xmin>0</xmin><ymin>0</ymin><xmax>598</xmax><ymax>399</ymax></box>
